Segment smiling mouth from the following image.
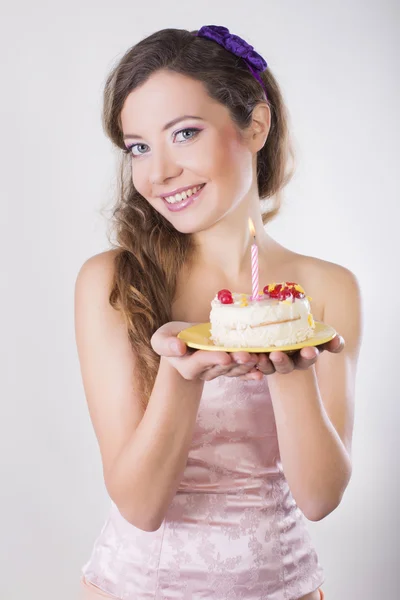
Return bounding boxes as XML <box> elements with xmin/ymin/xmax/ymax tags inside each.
<box><xmin>161</xmin><ymin>183</ymin><xmax>206</xmax><ymax>212</ymax></box>
<box><xmin>163</xmin><ymin>183</ymin><xmax>206</xmax><ymax>204</ymax></box>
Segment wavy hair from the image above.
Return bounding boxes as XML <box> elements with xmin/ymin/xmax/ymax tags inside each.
<box><xmin>102</xmin><ymin>28</ymin><xmax>294</xmax><ymax>406</ymax></box>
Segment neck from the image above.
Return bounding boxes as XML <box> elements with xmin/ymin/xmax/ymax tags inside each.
<box><xmin>191</xmin><ymin>197</ymin><xmax>271</xmax><ymax>282</ymax></box>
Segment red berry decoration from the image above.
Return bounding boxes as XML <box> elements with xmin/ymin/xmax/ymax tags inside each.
<box><xmin>262</xmin><ymin>282</ymin><xmax>307</xmax><ymax>302</ymax></box>
<box><xmin>263</xmin><ymin>281</ymin><xmax>306</xmax><ymax>302</ymax></box>
<box><xmin>278</xmin><ymin>288</ymin><xmax>292</xmax><ymax>301</ymax></box>
<box><xmin>217</xmin><ymin>289</ymin><xmax>231</xmax><ymax>301</ymax></box>
<box><xmin>292</xmin><ymin>289</ymin><xmax>305</xmax><ymax>299</ymax></box>
<box><xmin>217</xmin><ymin>289</ymin><xmax>234</xmax><ymax>304</ymax></box>
<box><xmin>220</xmin><ymin>293</ymin><xmax>234</xmax><ymax>304</ymax></box>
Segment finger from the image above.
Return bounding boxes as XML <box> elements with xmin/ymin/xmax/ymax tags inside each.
<box><xmin>268</xmin><ymin>351</ymin><xmax>295</xmax><ymax>374</ymax></box>
<box><xmin>224</xmin><ymin>362</ymin><xmax>261</xmax><ymax>378</ymax></box>
<box><xmin>327</xmin><ymin>334</ymin><xmax>345</xmax><ymax>353</ymax></box>
<box><xmin>294</xmin><ymin>346</ymin><xmax>320</xmax><ymax>370</ymax></box>
<box><xmin>210</xmin><ymin>352</ymin><xmax>259</xmax><ymax>378</ymax></box>
<box><xmin>151</xmin><ymin>334</ymin><xmax>187</xmax><ymax>357</ymax></box>
<box><xmin>150</xmin><ymin>322</ymin><xmax>188</xmax><ymax>356</ymax></box>
<box><xmin>199</xmin><ymin>362</ymin><xmax>234</xmax><ymax>381</ymax></box>
<box><xmin>182</xmin><ymin>350</ymin><xmax>233</xmax><ymax>377</ymax></box>
<box><xmin>242</xmin><ymin>364</ymin><xmax>265</xmax><ymax>379</ymax></box>
<box><xmin>150</xmin><ymin>321</ymin><xmax>200</xmax><ymax>357</ymax></box>
<box><xmin>254</xmin><ymin>353</ymin><xmax>276</xmax><ymax>376</ymax></box>
<box><xmin>299</xmin><ymin>346</ymin><xmax>319</xmax><ymax>361</ymax></box>
<box><xmin>230</xmin><ymin>351</ymin><xmax>259</xmax><ymax>366</ymax></box>
<box><xmin>167</xmin><ymin>349</ymin><xmax>233</xmax><ymax>381</ymax></box>
<box><xmin>318</xmin><ymin>334</ymin><xmax>345</xmax><ymax>354</ymax></box>
<box><xmin>201</xmin><ymin>356</ymin><xmax>261</xmax><ymax>381</ymax></box>
<box><xmin>239</xmin><ymin>370</ymin><xmax>264</xmax><ymax>381</ymax></box>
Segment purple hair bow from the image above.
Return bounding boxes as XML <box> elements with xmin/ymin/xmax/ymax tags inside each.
<box><xmin>196</xmin><ymin>25</ymin><xmax>268</xmax><ymax>95</ymax></box>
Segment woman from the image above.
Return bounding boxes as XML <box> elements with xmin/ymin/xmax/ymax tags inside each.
<box><xmin>75</xmin><ymin>25</ymin><xmax>362</xmax><ymax>600</ymax></box>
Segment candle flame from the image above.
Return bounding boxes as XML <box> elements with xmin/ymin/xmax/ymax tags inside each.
<box><xmin>248</xmin><ymin>218</ymin><xmax>256</xmax><ymax>237</ymax></box>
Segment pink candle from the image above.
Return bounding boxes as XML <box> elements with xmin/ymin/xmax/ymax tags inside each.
<box><xmin>248</xmin><ymin>218</ymin><xmax>259</xmax><ymax>301</ymax></box>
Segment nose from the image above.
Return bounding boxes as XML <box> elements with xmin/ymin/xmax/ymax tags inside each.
<box><xmin>149</xmin><ymin>148</ymin><xmax>182</xmax><ymax>185</ymax></box>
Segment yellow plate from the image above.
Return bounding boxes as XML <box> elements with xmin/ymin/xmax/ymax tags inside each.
<box><xmin>177</xmin><ymin>321</ymin><xmax>337</xmax><ymax>354</ymax></box>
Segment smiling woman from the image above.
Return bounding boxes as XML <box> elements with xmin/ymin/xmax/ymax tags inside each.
<box><xmin>117</xmin><ymin>68</ymin><xmax>272</xmax><ymax>235</ymax></box>
<box><xmin>75</xmin><ymin>24</ymin><xmax>361</xmax><ymax>600</ymax></box>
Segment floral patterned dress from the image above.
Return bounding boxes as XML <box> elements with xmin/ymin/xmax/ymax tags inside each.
<box><xmin>82</xmin><ymin>376</ymin><xmax>325</xmax><ymax>599</ymax></box>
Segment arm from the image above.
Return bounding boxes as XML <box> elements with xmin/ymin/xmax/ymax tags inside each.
<box><xmin>108</xmin><ymin>357</ymin><xmax>204</xmax><ymax>531</ymax></box>
<box><xmin>267</xmin><ymin>266</ymin><xmax>363</xmax><ymax>521</ymax></box>
<box><xmin>74</xmin><ymin>251</ymin><xmax>204</xmax><ymax>532</ymax></box>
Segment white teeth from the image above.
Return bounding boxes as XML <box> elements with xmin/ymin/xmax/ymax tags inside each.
<box><xmin>164</xmin><ymin>185</ymin><xmax>203</xmax><ymax>204</ymax></box>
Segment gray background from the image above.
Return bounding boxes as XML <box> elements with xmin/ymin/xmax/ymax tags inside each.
<box><xmin>1</xmin><ymin>1</ymin><xmax>398</xmax><ymax>598</ymax></box>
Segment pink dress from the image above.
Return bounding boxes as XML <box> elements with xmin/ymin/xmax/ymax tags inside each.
<box><xmin>81</xmin><ymin>376</ymin><xmax>325</xmax><ymax>599</ymax></box>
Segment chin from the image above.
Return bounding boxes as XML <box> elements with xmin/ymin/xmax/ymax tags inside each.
<box><xmin>168</xmin><ymin>220</ymin><xmax>206</xmax><ymax>235</ymax></box>
<box><xmin>148</xmin><ymin>190</ymin><xmax>229</xmax><ymax>235</ymax></box>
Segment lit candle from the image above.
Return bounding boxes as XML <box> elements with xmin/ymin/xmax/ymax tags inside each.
<box><xmin>248</xmin><ymin>218</ymin><xmax>259</xmax><ymax>301</ymax></box>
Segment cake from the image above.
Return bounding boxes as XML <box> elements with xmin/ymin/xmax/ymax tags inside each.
<box><xmin>209</xmin><ymin>282</ymin><xmax>315</xmax><ymax>348</ymax></box>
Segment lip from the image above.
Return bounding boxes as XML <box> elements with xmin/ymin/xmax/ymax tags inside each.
<box><xmin>158</xmin><ymin>183</ymin><xmax>206</xmax><ymax>199</ymax></box>
<box><xmin>162</xmin><ymin>183</ymin><xmax>206</xmax><ymax>212</ymax></box>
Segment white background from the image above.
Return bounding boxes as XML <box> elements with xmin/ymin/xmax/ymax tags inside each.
<box><xmin>1</xmin><ymin>1</ymin><xmax>398</xmax><ymax>598</ymax></box>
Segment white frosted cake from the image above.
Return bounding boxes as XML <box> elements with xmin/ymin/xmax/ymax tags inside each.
<box><xmin>210</xmin><ymin>282</ymin><xmax>315</xmax><ymax>348</ymax></box>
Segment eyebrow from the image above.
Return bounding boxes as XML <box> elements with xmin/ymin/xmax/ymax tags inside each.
<box><xmin>123</xmin><ymin>115</ymin><xmax>205</xmax><ymax>140</ymax></box>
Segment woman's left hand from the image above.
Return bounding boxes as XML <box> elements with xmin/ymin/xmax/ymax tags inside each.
<box><xmin>239</xmin><ymin>334</ymin><xmax>345</xmax><ymax>379</ymax></box>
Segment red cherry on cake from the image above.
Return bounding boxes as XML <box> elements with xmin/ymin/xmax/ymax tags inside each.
<box><xmin>217</xmin><ymin>289</ymin><xmax>234</xmax><ymax>304</ymax></box>
<box><xmin>217</xmin><ymin>289</ymin><xmax>232</xmax><ymax>301</ymax></box>
<box><xmin>220</xmin><ymin>293</ymin><xmax>234</xmax><ymax>304</ymax></box>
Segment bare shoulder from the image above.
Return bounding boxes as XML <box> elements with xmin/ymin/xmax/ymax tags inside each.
<box><xmin>294</xmin><ymin>252</ymin><xmax>363</xmax><ymax>363</ymax></box>
<box><xmin>266</xmin><ymin>239</ymin><xmax>361</xmax><ymax>323</ymax></box>
<box><xmin>301</xmin><ymin>253</ymin><xmax>359</xmax><ymax>282</ymax></box>
<box><xmin>296</xmin><ymin>253</ymin><xmax>362</xmax><ymax>320</ymax></box>
<box><xmin>75</xmin><ymin>248</ymin><xmax>122</xmax><ymax>294</ymax></box>
<box><xmin>74</xmin><ymin>247</ymin><xmax>127</xmax><ymax>327</ymax></box>
<box><xmin>266</xmin><ymin>236</ymin><xmax>359</xmax><ymax>284</ymax></box>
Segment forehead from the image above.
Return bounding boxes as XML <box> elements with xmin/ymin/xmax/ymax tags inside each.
<box><xmin>120</xmin><ymin>70</ymin><xmax>229</xmax><ymax>133</ymax></box>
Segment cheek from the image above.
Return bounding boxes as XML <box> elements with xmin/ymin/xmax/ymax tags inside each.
<box><xmin>130</xmin><ymin>162</ymin><xmax>150</xmax><ymax>196</ymax></box>
<box><xmin>211</xmin><ymin>138</ymin><xmax>253</xmax><ymax>194</ymax></box>
<box><xmin>184</xmin><ymin>127</ymin><xmax>243</xmax><ymax>180</ymax></box>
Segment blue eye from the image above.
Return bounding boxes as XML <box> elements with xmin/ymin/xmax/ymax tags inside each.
<box><xmin>174</xmin><ymin>128</ymin><xmax>201</xmax><ymax>142</ymax></box>
<box><xmin>126</xmin><ymin>143</ymin><xmax>149</xmax><ymax>157</ymax></box>
<box><xmin>123</xmin><ymin>127</ymin><xmax>201</xmax><ymax>157</ymax></box>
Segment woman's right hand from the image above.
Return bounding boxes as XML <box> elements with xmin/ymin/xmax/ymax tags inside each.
<box><xmin>150</xmin><ymin>321</ymin><xmax>264</xmax><ymax>382</ymax></box>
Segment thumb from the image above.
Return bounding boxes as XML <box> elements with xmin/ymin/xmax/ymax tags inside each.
<box><xmin>151</xmin><ymin>321</ymin><xmax>197</xmax><ymax>357</ymax></box>
<box><xmin>168</xmin><ymin>337</ymin><xmax>187</xmax><ymax>357</ymax></box>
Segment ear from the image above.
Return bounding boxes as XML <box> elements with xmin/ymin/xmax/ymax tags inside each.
<box><xmin>248</xmin><ymin>103</ymin><xmax>271</xmax><ymax>153</ymax></box>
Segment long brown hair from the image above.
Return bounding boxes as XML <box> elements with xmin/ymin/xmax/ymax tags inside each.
<box><xmin>103</xmin><ymin>28</ymin><xmax>294</xmax><ymax>406</ymax></box>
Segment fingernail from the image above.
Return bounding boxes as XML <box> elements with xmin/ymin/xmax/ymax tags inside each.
<box><xmin>272</xmin><ymin>354</ymin><xmax>283</xmax><ymax>363</ymax></box>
